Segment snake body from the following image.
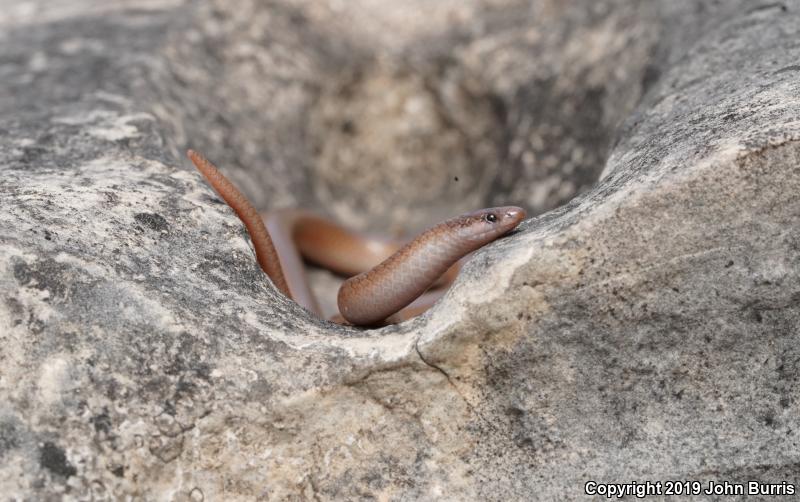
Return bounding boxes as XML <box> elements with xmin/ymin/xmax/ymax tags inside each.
<box><xmin>337</xmin><ymin>207</ymin><xmax>525</xmax><ymax>325</ymax></box>
<box><xmin>187</xmin><ymin>149</ymin><xmax>525</xmax><ymax>326</ymax></box>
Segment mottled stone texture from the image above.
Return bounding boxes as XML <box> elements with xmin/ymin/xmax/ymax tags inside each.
<box><xmin>1</xmin><ymin>0</ymin><xmax>799</xmax><ymax>500</ymax></box>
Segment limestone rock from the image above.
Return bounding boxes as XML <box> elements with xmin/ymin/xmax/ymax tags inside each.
<box><xmin>1</xmin><ymin>0</ymin><xmax>799</xmax><ymax>500</ymax></box>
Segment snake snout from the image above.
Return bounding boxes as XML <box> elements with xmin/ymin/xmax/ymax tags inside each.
<box><xmin>502</xmin><ymin>206</ymin><xmax>526</xmax><ymax>225</ymax></box>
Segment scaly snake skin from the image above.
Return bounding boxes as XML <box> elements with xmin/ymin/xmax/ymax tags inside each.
<box><xmin>188</xmin><ymin>149</ymin><xmax>525</xmax><ymax>326</ymax></box>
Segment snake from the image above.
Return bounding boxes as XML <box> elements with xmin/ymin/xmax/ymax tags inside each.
<box><xmin>187</xmin><ymin>149</ymin><xmax>525</xmax><ymax>326</ymax></box>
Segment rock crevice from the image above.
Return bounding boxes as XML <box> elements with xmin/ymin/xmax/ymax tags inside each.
<box><xmin>1</xmin><ymin>0</ymin><xmax>799</xmax><ymax>499</ymax></box>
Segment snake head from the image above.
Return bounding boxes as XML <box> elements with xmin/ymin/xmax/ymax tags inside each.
<box><xmin>460</xmin><ymin>206</ymin><xmax>526</xmax><ymax>241</ymax></box>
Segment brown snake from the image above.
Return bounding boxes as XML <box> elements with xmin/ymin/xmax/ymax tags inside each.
<box><xmin>188</xmin><ymin>149</ymin><xmax>525</xmax><ymax>326</ymax></box>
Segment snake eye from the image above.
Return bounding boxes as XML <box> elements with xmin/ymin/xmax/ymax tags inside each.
<box><xmin>484</xmin><ymin>213</ymin><xmax>497</xmax><ymax>223</ymax></box>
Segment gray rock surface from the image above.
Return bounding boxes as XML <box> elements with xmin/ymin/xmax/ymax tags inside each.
<box><xmin>2</xmin><ymin>0</ymin><xmax>800</xmax><ymax>500</ymax></box>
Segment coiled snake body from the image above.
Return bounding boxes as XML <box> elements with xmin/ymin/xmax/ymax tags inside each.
<box><xmin>188</xmin><ymin>150</ymin><xmax>525</xmax><ymax>326</ymax></box>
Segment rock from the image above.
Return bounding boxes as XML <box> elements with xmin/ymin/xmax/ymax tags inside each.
<box><xmin>1</xmin><ymin>0</ymin><xmax>799</xmax><ymax>500</ymax></box>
